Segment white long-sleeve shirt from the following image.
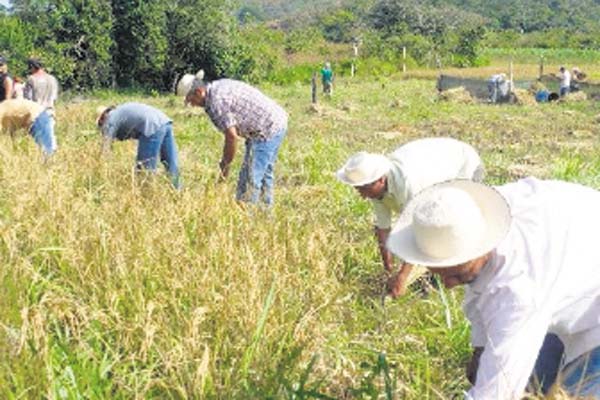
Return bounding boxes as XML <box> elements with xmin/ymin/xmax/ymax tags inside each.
<box><xmin>372</xmin><ymin>137</ymin><xmax>483</xmax><ymax>229</ymax></box>
<box><xmin>464</xmin><ymin>177</ymin><xmax>600</xmax><ymax>399</ymax></box>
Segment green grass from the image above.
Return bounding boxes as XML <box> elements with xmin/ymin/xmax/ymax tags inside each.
<box><xmin>0</xmin><ymin>72</ymin><xmax>599</xmax><ymax>398</ymax></box>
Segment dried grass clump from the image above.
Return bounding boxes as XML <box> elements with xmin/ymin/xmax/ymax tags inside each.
<box><xmin>563</xmin><ymin>91</ymin><xmax>588</xmax><ymax>102</ymax></box>
<box><xmin>512</xmin><ymin>88</ymin><xmax>538</xmax><ymax>106</ymax></box>
<box><xmin>438</xmin><ymin>87</ymin><xmax>475</xmax><ymax>104</ymax></box>
<box><xmin>529</xmin><ymin>81</ymin><xmax>548</xmax><ymax>94</ymax></box>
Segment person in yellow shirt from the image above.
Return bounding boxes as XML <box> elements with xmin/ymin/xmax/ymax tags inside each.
<box><xmin>0</xmin><ymin>98</ymin><xmax>57</xmax><ymax>156</ymax></box>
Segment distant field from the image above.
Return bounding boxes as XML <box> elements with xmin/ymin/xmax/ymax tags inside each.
<box><xmin>0</xmin><ymin>73</ymin><xmax>598</xmax><ymax>398</ymax></box>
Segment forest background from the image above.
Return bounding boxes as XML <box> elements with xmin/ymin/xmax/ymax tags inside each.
<box><xmin>2</xmin><ymin>0</ymin><xmax>600</xmax><ymax>90</ymax></box>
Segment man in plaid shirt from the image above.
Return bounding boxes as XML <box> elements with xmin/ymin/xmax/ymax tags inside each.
<box><xmin>186</xmin><ymin>77</ymin><xmax>288</xmax><ymax>206</ymax></box>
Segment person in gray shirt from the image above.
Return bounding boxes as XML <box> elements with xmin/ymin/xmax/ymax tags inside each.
<box><xmin>24</xmin><ymin>58</ymin><xmax>59</xmax><ymax>110</ymax></box>
<box><xmin>96</xmin><ymin>102</ymin><xmax>180</xmax><ymax>189</ymax></box>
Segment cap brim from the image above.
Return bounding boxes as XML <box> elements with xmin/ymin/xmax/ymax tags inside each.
<box><xmin>386</xmin><ymin>180</ymin><xmax>511</xmax><ymax>268</ymax></box>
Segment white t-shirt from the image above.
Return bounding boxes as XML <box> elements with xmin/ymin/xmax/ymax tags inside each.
<box><xmin>560</xmin><ymin>69</ymin><xmax>571</xmax><ymax>89</ymax></box>
<box><xmin>464</xmin><ymin>177</ymin><xmax>600</xmax><ymax>399</ymax></box>
<box><xmin>372</xmin><ymin>137</ymin><xmax>483</xmax><ymax>229</ymax></box>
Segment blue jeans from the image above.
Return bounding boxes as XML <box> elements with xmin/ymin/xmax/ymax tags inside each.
<box><xmin>562</xmin><ymin>346</ymin><xmax>600</xmax><ymax>397</ymax></box>
<box><xmin>560</xmin><ymin>86</ymin><xmax>570</xmax><ymax>97</ymax></box>
<box><xmin>30</xmin><ymin>110</ymin><xmax>57</xmax><ymax>155</ymax></box>
<box><xmin>236</xmin><ymin>128</ymin><xmax>287</xmax><ymax>206</ymax></box>
<box><xmin>136</xmin><ymin>122</ymin><xmax>180</xmax><ymax>189</ymax></box>
<box><xmin>531</xmin><ymin>333</ymin><xmax>564</xmax><ymax>394</ymax></box>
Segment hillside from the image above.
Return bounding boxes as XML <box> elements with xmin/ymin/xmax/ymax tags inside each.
<box><xmin>243</xmin><ymin>0</ymin><xmax>600</xmax><ymax>33</ymax></box>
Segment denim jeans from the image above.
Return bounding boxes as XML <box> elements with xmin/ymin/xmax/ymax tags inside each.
<box><xmin>236</xmin><ymin>128</ymin><xmax>287</xmax><ymax>206</ymax></box>
<box><xmin>561</xmin><ymin>346</ymin><xmax>600</xmax><ymax>397</ymax></box>
<box><xmin>530</xmin><ymin>333</ymin><xmax>564</xmax><ymax>394</ymax></box>
<box><xmin>136</xmin><ymin>122</ymin><xmax>180</xmax><ymax>189</ymax></box>
<box><xmin>29</xmin><ymin>110</ymin><xmax>57</xmax><ymax>155</ymax></box>
<box><xmin>560</xmin><ymin>86</ymin><xmax>570</xmax><ymax>97</ymax></box>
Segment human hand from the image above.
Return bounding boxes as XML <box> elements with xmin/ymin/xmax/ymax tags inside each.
<box><xmin>219</xmin><ymin>160</ymin><xmax>229</xmax><ymax>181</ymax></box>
<box><xmin>387</xmin><ymin>268</ymin><xmax>410</xmax><ymax>298</ymax></box>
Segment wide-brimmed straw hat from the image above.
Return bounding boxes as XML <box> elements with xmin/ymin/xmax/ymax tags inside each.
<box><xmin>386</xmin><ymin>180</ymin><xmax>511</xmax><ymax>268</ymax></box>
<box><xmin>336</xmin><ymin>152</ymin><xmax>392</xmax><ymax>186</ymax></box>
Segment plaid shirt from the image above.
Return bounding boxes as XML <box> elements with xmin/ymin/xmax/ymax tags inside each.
<box><xmin>204</xmin><ymin>79</ymin><xmax>288</xmax><ymax>140</ymax></box>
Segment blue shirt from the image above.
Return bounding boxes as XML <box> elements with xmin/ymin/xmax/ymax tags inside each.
<box><xmin>103</xmin><ymin>102</ymin><xmax>171</xmax><ymax>141</ymax></box>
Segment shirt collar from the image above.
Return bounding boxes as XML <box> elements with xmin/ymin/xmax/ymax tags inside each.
<box><xmin>468</xmin><ymin>250</ymin><xmax>502</xmax><ymax>295</ymax></box>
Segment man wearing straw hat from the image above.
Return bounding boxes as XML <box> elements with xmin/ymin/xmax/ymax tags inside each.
<box><xmin>386</xmin><ymin>177</ymin><xmax>600</xmax><ymax>398</ymax></box>
<box><xmin>336</xmin><ymin>137</ymin><xmax>484</xmax><ymax>297</ymax></box>
<box><xmin>185</xmin><ymin>75</ymin><xmax>288</xmax><ymax>207</ymax></box>
<box><xmin>96</xmin><ymin>102</ymin><xmax>180</xmax><ymax>189</ymax></box>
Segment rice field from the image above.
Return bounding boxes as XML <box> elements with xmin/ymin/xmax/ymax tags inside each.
<box><xmin>1</xmin><ymin>69</ymin><xmax>599</xmax><ymax>398</ymax></box>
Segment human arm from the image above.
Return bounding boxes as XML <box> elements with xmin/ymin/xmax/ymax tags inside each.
<box><xmin>4</xmin><ymin>77</ymin><xmax>12</xmax><ymax>101</ymax></box>
<box><xmin>375</xmin><ymin>226</ymin><xmax>414</xmax><ymax>297</ymax></box>
<box><xmin>23</xmin><ymin>78</ymin><xmax>32</xmax><ymax>100</ymax></box>
<box><xmin>466</xmin><ymin>289</ymin><xmax>549</xmax><ymax>399</ymax></box>
<box><xmin>101</xmin><ymin>135</ymin><xmax>113</xmax><ymax>155</ymax></box>
<box><xmin>219</xmin><ymin>126</ymin><xmax>237</xmax><ymax>179</ymax></box>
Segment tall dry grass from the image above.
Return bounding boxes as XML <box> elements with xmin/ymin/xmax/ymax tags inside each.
<box><xmin>0</xmin><ymin>75</ymin><xmax>599</xmax><ymax>398</ymax></box>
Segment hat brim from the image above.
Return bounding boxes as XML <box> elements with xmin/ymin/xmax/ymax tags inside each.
<box><xmin>335</xmin><ymin>159</ymin><xmax>392</xmax><ymax>186</ymax></box>
<box><xmin>386</xmin><ymin>180</ymin><xmax>511</xmax><ymax>268</ymax></box>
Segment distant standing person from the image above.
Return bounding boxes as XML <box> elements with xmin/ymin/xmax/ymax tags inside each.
<box><xmin>336</xmin><ymin>137</ymin><xmax>484</xmax><ymax>297</ymax></box>
<box><xmin>0</xmin><ymin>99</ymin><xmax>57</xmax><ymax>157</ymax></box>
<box><xmin>321</xmin><ymin>62</ymin><xmax>333</xmax><ymax>96</ymax></box>
<box><xmin>186</xmin><ymin>77</ymin><xmax>288</xmax><ymax>207</ymax></box>
<box><xmin>96</xmin><ymin>102</ymin><xmax>181</xmax><ymax>189</ymax></box>
<box><xmin>559</xmin><ymin>66</ymin><xmax>571</xmax><ymax>97</ymax></box>
<box><xmin>24</xmin><ymin>58</ymin><xmax>59</xmax><ymax>110</ymax></box>
<box><xmin>0</xmin><ymin>56</ymin><xmax>14</xmax><ymax>103</ymax></box>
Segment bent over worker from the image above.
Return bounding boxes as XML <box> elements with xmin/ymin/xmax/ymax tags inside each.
<box><xmin>336</xmin><ymin>137</ymin><xmax>484</xmax><ymax>297</ymax></box>
<box><xmin>387</xmin><ymin>177</ymin><xmax>600</xmax><ymax>398</ymax></box>
<box><xmin>186</xmin><ymin>78</ymin><xmax>288</xmax><ymax>207</ymax></box>
<box><xmin>96</xmin><ymin>102</ymin><xmax>180</xmax><ymax>189</ymax></box>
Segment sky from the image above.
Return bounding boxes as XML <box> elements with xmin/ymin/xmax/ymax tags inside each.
<box><xmin>0</xmin><ymin>0</ymin><xmax>9</xmax><ymax>7</ymax></box>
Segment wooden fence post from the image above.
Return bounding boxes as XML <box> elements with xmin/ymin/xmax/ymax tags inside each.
<box><xmin>539</xmin><ymin>56</ymin><xmax>544</xmax><ymax>79</ymax></box>
<box><xmin>402</xmin><ymin>46</ymin><xmax>407</xmax><ymax>74</ymax></box>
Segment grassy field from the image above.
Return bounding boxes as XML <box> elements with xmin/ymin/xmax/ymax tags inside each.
<box><xmin>1</xmin><ymin>69</ymin><xmax>599</xmax><ymax>399</ymax></box>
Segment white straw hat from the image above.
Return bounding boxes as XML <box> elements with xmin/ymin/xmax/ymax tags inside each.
<box><xmin>336</xmin><ymin>152</ymin><xmax>392</xmax><ymax>186</ymax></box>
<box><xmin>386</xmin><ymin>180</ymin><xmax>511</xmax><ymax>268</ymax></box>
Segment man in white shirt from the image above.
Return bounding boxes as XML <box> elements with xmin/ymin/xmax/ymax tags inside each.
<box><xmin>559</xmin><ymin>66</ymin><xmax>571</xmax><ymax>97</ymax></box>
<box><xmin>336</xmin><ymin>137</ymin><xmax>484</xmax><ymax>297</ymax></box>
<box><xmin>386</xmin><ymin>177</ymin><xmax>600</xmax><ymax>399</ymax></box>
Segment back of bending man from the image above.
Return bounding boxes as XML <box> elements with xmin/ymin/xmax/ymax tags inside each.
<box><xmin>336</xmin><ymin>137</ymin><xmax>484</xmax><ymax>297</ymax></box>
<box><xmin>96</xmin><ymin>102</ymin><xmax>180</xmax><ymax>189</ymax></box>
<box><xmin>186</xmin><ymin>77</ymin><xmax>288</xmax><ymax>207</ymax></box>
<box><xmin>386</xmin><ymin>177</ymin><xmax>600</xmax><ymax>398</ymax></box>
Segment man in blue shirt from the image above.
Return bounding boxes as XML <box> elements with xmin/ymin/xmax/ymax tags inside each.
<box><xmin>96</xmin><ymin>102</ymin><xmax>180</xmax><ymax>189</ymax></box>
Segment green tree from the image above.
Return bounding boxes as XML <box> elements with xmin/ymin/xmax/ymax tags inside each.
<box><xmin>11</xmin><ymin>0</ymin><xmax>113</xmax><ymax>89</ymax></box>
<box><xmin>319</xmin><ymin>9</ymin><xmax>360</xmax><ymax>43</ymax></box>
<box><xmin>111</xmin><ymin>0</ymin><xmax>167</xmax><ymax>87</ymax></box>
<box><xmin>165</xmin><ymin>0</ymin><xmax>255</xmax><ymax>84</ymax></box>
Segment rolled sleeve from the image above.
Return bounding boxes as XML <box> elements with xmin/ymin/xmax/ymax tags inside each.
<box><xmin>373</xmin><ymin>200</ymin><xmax>392</xmax><ymax>229</ymax></box>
